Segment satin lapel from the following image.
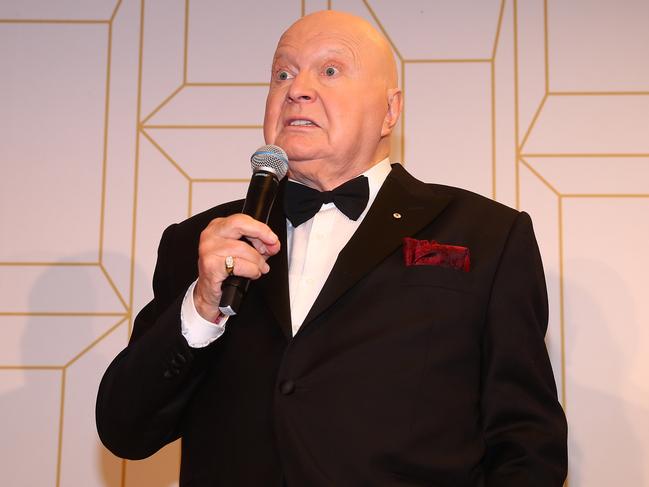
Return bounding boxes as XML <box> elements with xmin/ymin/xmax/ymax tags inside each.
<box><xmin>301</xmin><ymin>164</ymin><xmax>452</xmax><ymax>328</ymax></box>
<box><xmin>257</xmin><ymin>181</ymin><xmax>292</xmax><ymax>339</ymax></box>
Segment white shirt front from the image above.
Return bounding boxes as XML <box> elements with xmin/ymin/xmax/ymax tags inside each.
<box><xmin>181</xmin><ymin>158</ymin><xmax>393</xmax><ymax>346</ymax></box>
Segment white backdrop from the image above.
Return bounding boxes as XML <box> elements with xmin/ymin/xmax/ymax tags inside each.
<box><xmin>1</xmin><ymin>1</ymin><xmax>648</xmax><ymax>486</ymax></box>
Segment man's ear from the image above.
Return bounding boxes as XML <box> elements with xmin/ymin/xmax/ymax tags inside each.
<box><xmin>381</xmin><ymin>88</ymin><xmax>403</xmax><ymax>137</ymax></box>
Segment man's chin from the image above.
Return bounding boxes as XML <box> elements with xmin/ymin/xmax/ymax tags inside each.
<box><xmin>281</xmin><ymin>145</ymin><xmax>326</xmax><ymax>164</ymax></box>
<box><xmin>272</xmin><ymin>133</ymin><xmax>325</xmax><ymax>158</ymax></box>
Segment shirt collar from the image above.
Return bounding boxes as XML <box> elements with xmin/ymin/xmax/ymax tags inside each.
<box><xmin>362</xmin><ymin>157</ymin><xmax>392</xmax><ymax>207</ymax></box>
<box><xmin>287</xmin><ymin>157</ymin><xmax>392</xmax><ymax>197</ymax></box>
<box><xmin>285</xmin><ymin>157</ymin><xmax>393</xmax><ymax>224</ymax></box>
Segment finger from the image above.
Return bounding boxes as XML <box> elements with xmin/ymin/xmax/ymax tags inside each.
<box><xmin>201</xmin><ymin>238</ymin><xmax>270</xmax><ymax>275</ymax></box>
<box><xmin>247</xmin><ymin>236</ymin><xmax>281</xmax><ymax>257</ymax></box>
<box><xmin>219</xmin><ymin>254</ymin><xmax>269</xmax><ymax>280</ymax></box>
<box><xmin>212</xmin><ymin>214</ymin><xmax>279</xmax><ymax>246</ymax></box>
<box><xmin>217</xmin><ymin>239</ymin><xmax>270</xmax><ymax>271</ymax></box>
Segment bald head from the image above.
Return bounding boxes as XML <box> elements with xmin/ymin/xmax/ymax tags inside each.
<box><xmin>263</xmin><ymin>10</ymin><xmax>403</xmax><ymax>190</ymax></box>
<box><xmin>279</xmin><ymin>11</ymin><xmax>398</xmax><ymax>88</ymax></box>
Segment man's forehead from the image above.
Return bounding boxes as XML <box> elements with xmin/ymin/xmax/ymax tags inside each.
<box><xmin>272</xmin><ymin>37</ymin><xmax>358</xmax><ymax>64</ymax></box>
<box><xmin>275</xmin><ymin>27</ymin><xmax>362</xmax><ymax>55</ymax></box>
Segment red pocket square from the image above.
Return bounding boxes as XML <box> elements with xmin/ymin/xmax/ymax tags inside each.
<box><xmin>402</xmin><ymin>237</ymin><xmax>470</xmax><ymax>272</ymax></box>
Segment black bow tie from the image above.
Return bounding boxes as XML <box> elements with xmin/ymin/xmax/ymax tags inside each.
<box><xmin>283</xmin><ymin>175</ymin><xmax>370</xmax><ymax>227</ymax></box>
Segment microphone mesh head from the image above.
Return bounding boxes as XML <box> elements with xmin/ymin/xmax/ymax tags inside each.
<box><xmin>250</xmin><ymin>145</ymin><xmax>289</xmax><ymax>179</ymax></box>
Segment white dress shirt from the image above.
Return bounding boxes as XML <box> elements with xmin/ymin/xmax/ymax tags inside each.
<box><xmin>181</xmin><ymin>158</ymin><xmax>393</xmax><ymax>347</ymax></box>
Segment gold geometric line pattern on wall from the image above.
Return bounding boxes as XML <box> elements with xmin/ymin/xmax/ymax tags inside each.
<box><xmin>521</xmin><ymin>151</ymin><xmax>649</xmax><ymax>487</ymax></box>
<box><xmin>184</xmin><ymin>82</ymin><xmax>271</xmax><ymax>87</ymax></box>
<box><xmin>56</xmin><ymin>316</ymin><xmax>127</xmax><ymax>487</ymax></box>
<box><xmin>65</xmin><ymin>317</ymin><xmax>127</xmax><ymax>369</ymax></box>
<box><xmin>491</xmin><ymin>61</ymin><xmax>496</xmax><ymax>199</ymax></box>
<box><xmin>140</xmin><ymin>84</ymin><xmax>184</xmax><ymax>125</ymax></box>
<box><xmin>0</xmin><ymin>19</ymin><xmax>109</xmax><ymax>24</ymax></box>
<box><xmin>550</xmin><ymin>91</ymin><xmax>649</xmax><ymax>96</ymax></box>
<box><xmin>0</xmin><ymin>312</ymin><xmax>127</xmax><ymax>317</ymax></box>
<box><xmin>121</xmin><ymin>2</ymin><xmax>146</xmax><ymax>482</ymax></box>
<box><xmin>127</xmin><ymin>0</ymin><xmax>146</xmax><ymax>341</ymax></box>
<box><xmin>361</xmin><ymin>0</ymin><xmax>505</xmax><ymax>175</ymax></box>
<box><xmin>491</xmin><ymin>0</ymin><xmax>507</xmax><ymax>199</ymax></box>
<box><xmin>513</xmin><ymin>15</ymin><xmax>649</xmax><ymax>473</ymax></box>
<box><xmin>562</xmin><ymin>193</ymin><xmax>649</xmax><ymax>198</ymax></box>
<box><xmin>183</xmin><ymin>0</ymin><xmax>189</xmax><ymax>84</ymax></box>
<box><xmin>522</xmin><ymin>153</ymin><xmax>649</xmax><ymax>158</ymax></box>
<box><xmin>0</xmin><ymin>312</ymin><xmax>126</xmax><ymax>485</ymax></box>
<box><xmin>0</xmin><ymin>0</ymin><xmax>122</xmax><ymax>21</ymax></box>
<box><xmin>141</xmin><ymin>130</ymin><xmax>192</xmax><ymax>181</ymax></box>
<box><xmin>100</xmin><ymin>263</ymin><xmax>130</xmax><ymax>311</ymax></box>
<box><xmin>1</xmin><ymin>19</ymin><xmax>110</xmax><ymax>264</ymax></box>
<box><xmin>404</xmin><ymin>58</ymin><xmax>492</xmax><ymax>64</ymax></box>
<box><xmin>519</xmin><ymin>93</ymin><xmax>548</xmax><ymax>150</ymax></box>
<box><xmin>111</xmin><ymin>0</ymin><xmax>124</xmax><ymax>22</ymax></box>
<box><xmin>543</xmin><ymin>0</ymin><xmax>549</xmax><ymax>93</ymax></box>
<box><xmin>557</xmin><ymin>195</ymin><xmax>565</xmax><ymax>431</ymax></box>
<box><xmin>1</xmin><ymin>17</ymin><xmax>129</xmax><ymax>452</ymax></box>
<box><xmin>0</xmin><ymin>262</ymin><xmax>99</xmax><ymax>266</ymax></box>
<box><xmin>0</xmin><ymin>264</ymin><xmax>128</xmax><ymax>315</ymax></box>
<box><xmin>513</xmin><ymin>0</ymin><xmax>521</xmax><ymax>209</ymax></box>
<box><xmin>520</xmin><ymin>157</ymin><xmax>560</xmax><ymax>195</ymax></box>
<box><xmin>142</xmin><ymin>85</ymin><xmax>268</xmax><ymax>126</ymax></box>
<box><xmin>143</xmin><ymin>124</ymin><xmax>264</xmax><ymax>129</ymax></box>
<box><xmin>0</xmin><ymin>315</ymin><xmax>126</xmax><ymax>367</ymax></box>
<box><xmin>400</xmin><ymin>60</ymin><xmax>405</xmax><ymax>163</ymax></box>
<box><xmin>492</xmin><ymin>0</ymin><xmax>507</xmax><ymax>59</ymax></box>
<box><xmin>56</xmin><ymin>369</ymin><xmax>65</xmax><ymax>487</ymax></box>
<box><xmin>98</xmin><ymin>18</ymin><xmax>115</xmax><ymax>265</ymax></box>
<box><xmin>192</xmin><ymin>178</ymin><xmax>250</xmax><ymax>183</ymax></box>
<box><xmin>0</xmin><ymin>365</ymin><xmax>63</xmax><ymax>370</ymax></box>
<box><xmin>188</xmin><ymin>180</ymin><xmax>193</xmax><ymax>219</ymax></box>
<box><xmin>140</xmin><ymin>84</ymin><xmax>271</xmax><ymax>127</ymax></box>
<box><xmin>519</xmin><ymin>96</ymin><xmax>649</xmax><ymax>157</ymax></box>
<box><xmin>519</xmin><ymin>157</ymin><xmax>563</xmax><ymax>413</ymax></box>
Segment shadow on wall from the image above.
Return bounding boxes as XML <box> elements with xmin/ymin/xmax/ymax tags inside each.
<box><xmin>0</xmin><ymin>251</ymin><xmax>180</xmax><ymax>487</ymax></box>
<box><xmin>564</xmin><ymin>260</ymin><xmax>648</xmax><ymax>487</ymax></box>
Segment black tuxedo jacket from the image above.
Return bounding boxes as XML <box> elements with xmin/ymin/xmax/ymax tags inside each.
<box><xmin>97</xmin><ymin>164</ymin><xmax>567</xmax><ymax>486</ymax></box>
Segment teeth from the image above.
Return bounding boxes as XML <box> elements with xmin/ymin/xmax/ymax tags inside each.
<box><xmin>289</xmin><ymin>120</ymin><xmax>315</xmax><ymax>126</ymax></box>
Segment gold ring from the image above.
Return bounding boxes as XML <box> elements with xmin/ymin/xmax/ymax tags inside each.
<box><xmin>224</xmin><ymin>255</ymin><xmax>235</xmax><ymax>276</ymax></box>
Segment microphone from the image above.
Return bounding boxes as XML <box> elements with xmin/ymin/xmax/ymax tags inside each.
<box><xmin>218</xmin><ymin>145</ymin><xmax>289</xmax><ymax>316</ymax></box>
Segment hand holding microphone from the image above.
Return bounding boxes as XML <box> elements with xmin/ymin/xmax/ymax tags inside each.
<box><xmin>193</xmin><ymin>145</ymin><xmax>288</xmax><ymax>322</ymax></box>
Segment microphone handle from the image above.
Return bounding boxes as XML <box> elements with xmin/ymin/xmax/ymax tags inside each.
<box><xmin>218</xmin><ymin>171</ymin><xmax>279</xmax><ymax>316</ymax></box>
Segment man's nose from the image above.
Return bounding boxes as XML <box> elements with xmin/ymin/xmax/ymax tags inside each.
<box><xmin>287</xmin><ymin>71</ymin><xmax>316</xmax><ymax>103</ymax></box>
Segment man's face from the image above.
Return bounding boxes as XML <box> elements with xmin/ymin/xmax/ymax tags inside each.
<box><xmin>263</xmin><ymin>15</ymin><xmax>397</xmax><ymax>190</ymax></box>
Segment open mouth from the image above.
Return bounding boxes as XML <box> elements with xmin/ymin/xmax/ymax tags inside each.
<box><xmin>286</xmin><ymin>118</ymin><xmax>318</xmax><ymax>127</ymax></box>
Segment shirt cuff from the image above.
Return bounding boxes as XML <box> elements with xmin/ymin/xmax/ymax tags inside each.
<box><xmin>180</xmin><ymin>280</ymin><xmax>228</xmax><ymax>348</ymax></box>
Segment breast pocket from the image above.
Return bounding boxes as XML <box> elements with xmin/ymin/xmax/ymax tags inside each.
<box><xmin>399</xmin><ymin>265</ymin><xmax>474</xmax><ymax>293</ymax></box>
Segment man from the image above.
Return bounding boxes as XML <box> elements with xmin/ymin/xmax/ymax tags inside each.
<box><xmin>97</xmin><ymin>10</ymin><xmax>567</xmax><ymax>486</ymax></box>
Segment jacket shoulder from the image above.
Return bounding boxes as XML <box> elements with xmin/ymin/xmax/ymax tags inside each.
<box><xmin>428</xmin><ymin>183</ymin><xmax>519</xmax><ymax>220</ymax></box>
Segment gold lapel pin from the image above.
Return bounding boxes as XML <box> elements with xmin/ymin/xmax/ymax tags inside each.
<box><xmin>393</xmin><ymin>212</ymin><xmax>402</xmax><ymax>219</ymax></box>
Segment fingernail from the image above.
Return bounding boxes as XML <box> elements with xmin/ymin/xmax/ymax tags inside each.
<box><xmin>263</xmin><ymin>263</ymin><xmax>270</xmax><ymax>273</ymax></box>
<box><xmin>259</xmin><ymin>244</ymin><xmax>268</xmax><ymax>255</ymax></box>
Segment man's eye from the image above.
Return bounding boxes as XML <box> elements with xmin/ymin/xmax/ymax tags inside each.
<box><xmin>324</xmin><ymin>66</ymin><xmax>339</xmax><ymax>77</ymax></box>
<box><xmin>277</xmin><ymin>70</ymin><xmax>292</xmax><ymax>81</ymax></box>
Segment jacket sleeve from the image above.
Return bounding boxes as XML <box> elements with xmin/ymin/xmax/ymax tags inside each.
<box><xmin>95</xmin><ymin>223</ymin><xmax>216</xmax><ymax>460</ymax></box>
<box><xmin>481</xmin><ymin>211</ymin><xmax>568</xmax><ymax>486</ymax></box>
